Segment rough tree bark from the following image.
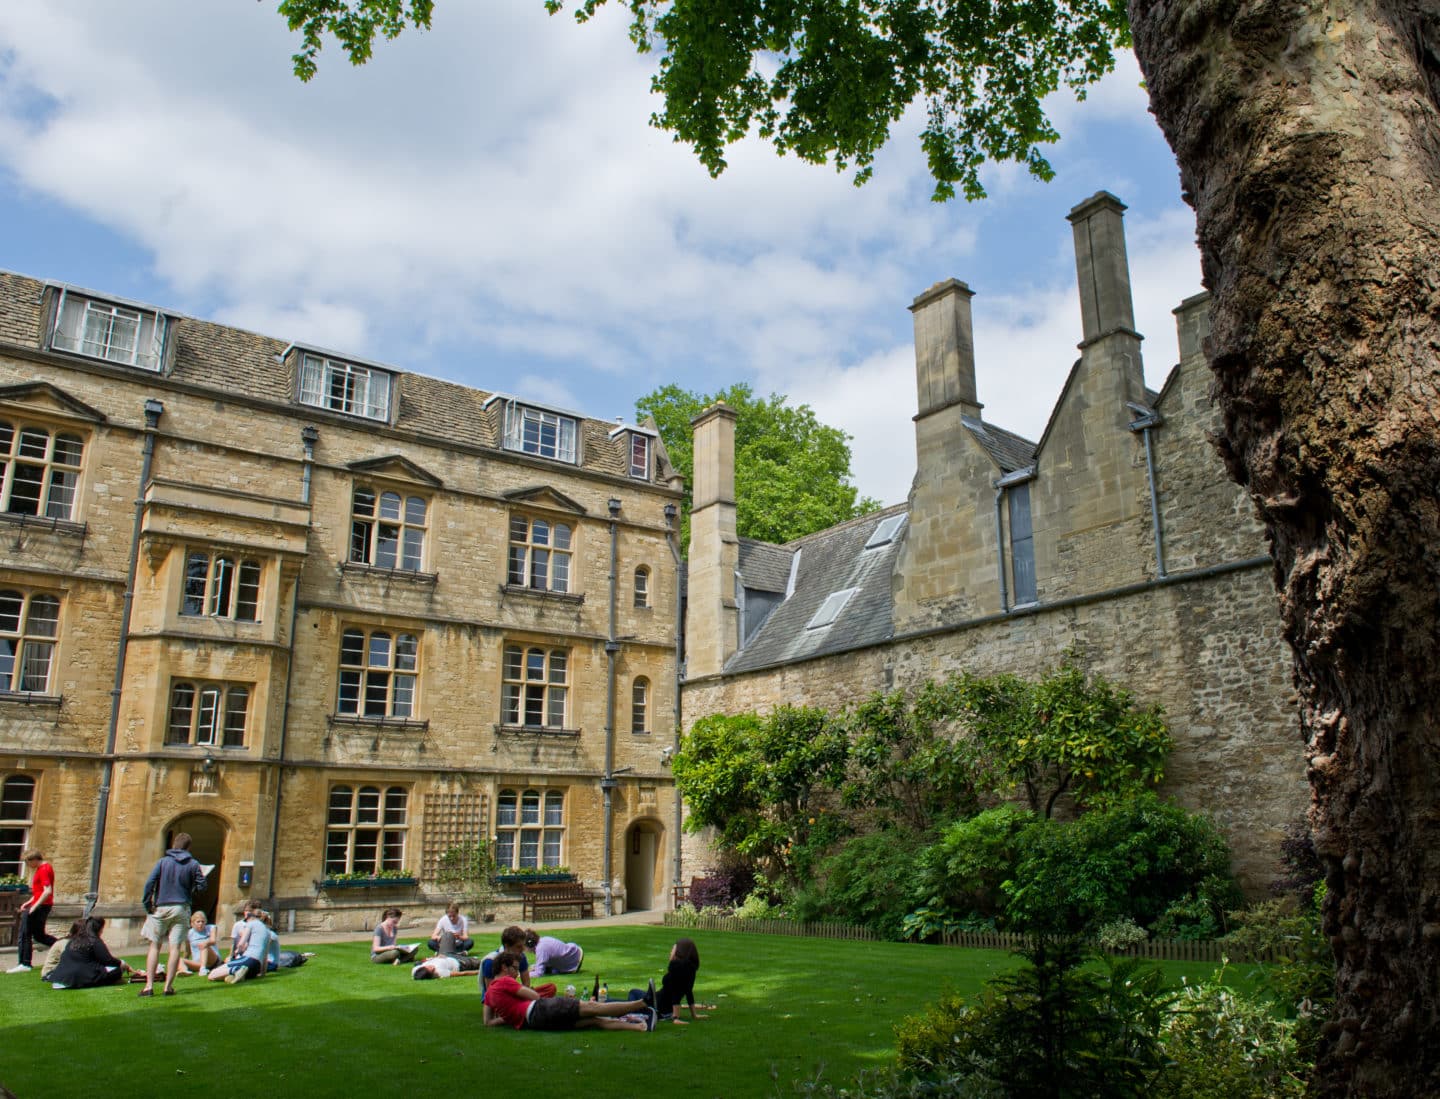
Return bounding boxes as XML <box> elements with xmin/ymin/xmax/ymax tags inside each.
<box><xmin>1131</xmin><ymin>1</ymin><xmax>1440</xmax><ymax>1094</ymax></box>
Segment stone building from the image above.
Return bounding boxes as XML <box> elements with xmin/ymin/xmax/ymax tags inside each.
<box><xmin>0</xmin><ymin>271</ymin><xmax>683</xmax><ymax>941</ymax></box>
<box><xmin>682</xmin><ymin>193</ymin><xmax>1306</xmax><ymax>890</ymax></box>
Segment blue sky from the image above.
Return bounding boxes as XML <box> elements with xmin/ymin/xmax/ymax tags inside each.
<box><xmin>0</xmin><ymin>2</ymin><xmax>1201</xmax><ymax>507</ymax></box>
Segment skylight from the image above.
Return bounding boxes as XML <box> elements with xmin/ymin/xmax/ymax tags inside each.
<box><xmin>864</xmin><ymin>514</ymin><xmax>906</xmax><ymax>549</ymax></box>
<box><xmin>806</xmin><ymin>587</ymin><xmax>858</xmax><ymax>630</ymax></box>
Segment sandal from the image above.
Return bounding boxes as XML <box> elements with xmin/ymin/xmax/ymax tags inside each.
<box><xmin>138</xmin><ymin>988</ymin><xmax>153</xmax><ymax>997</ymax></box>
<box><xmin>163</xmin><ymin>989</ymin><xmax>176</xmax><ymax>996</ymax></box>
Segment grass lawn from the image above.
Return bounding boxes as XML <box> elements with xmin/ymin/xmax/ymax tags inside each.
<box><xmin>0</xmin><ymin>926</ymin><xmax>1236</xmax><ymax>1098</ymax></box>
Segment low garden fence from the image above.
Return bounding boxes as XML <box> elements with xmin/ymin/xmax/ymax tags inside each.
<box><xmin>662</xmin><ymin>912</ymin><xmax>1282</xmax><ymax>964</ymax></box>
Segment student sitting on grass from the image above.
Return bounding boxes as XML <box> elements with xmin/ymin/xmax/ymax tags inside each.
<box><xmin>629</xmin><ymin>938</ymin><xmax>715</xmax><ymax>1024</ymax></box>
<box><xmin>177</xmin><ymin>911</ymin><xmax>221</xmax><ymax>977</ymax></box>
<box><xmin>524</xmin><ymin>929</ymin><xmax>583</xmax><ymax>976</ymax></box>
<box><xmin>371</xmin><ymin>907</ymin><xmax>420</xmax><ymax>965</ymax></box>
<box><xmin>484</xmin><ymin>953</ymin><xmax>655</xmax><ymax>1032</ymax></box>
<box><xmin>49</xmin><ymin>918</ymin><xmax>135</xmax><ymax>990</ymax></box>
<box><xmin>479</xmin><ymin>925</ymin><xmax>537</xmax><ymax>994</ymax></box>
<box><xmin>209</xmin><ymin>907</ymin><xmax>277</xmax><ymax>984</ymax></box>
<box><xmin>427</xmin><ymin>903</ymin><xmax>474</xmax><ymax>954</ymax></box>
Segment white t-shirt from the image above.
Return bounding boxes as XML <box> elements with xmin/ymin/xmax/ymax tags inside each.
<box><xmin>413</xmin><ymin>955</ymin><xmax>462</xmax><ymax>980</ymax></box>
<box><xmin>435</xmin><ymin>913</ymin><xmax>468</xmax><ymax>938</ymax></box>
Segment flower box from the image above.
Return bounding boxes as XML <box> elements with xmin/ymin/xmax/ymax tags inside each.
<box><xmin>0</xmin><ymin>883</ymin><xmax>28</xmax><ymax>893</ymax></box>
<box><xmin>494</xmin><ymin>872</ymin><xmax>575</xmax><ymax>889</ymax></box>
<box><xmin>318</xmin><ymin>875</ymin><xmax>418</xmax><ymax>890</ymax></box>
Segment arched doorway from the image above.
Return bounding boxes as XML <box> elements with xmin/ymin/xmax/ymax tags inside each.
<box><xmin>624</xmin><ymin>820</ymin><xmax>662</xmax><ymax>911</ymax></box>
<box><xmin>165</xmin><ymin>813</ymin><xmax>228</xmax><ymax>923</ymax></box>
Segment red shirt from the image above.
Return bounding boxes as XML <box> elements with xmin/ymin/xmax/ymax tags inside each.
<box><xmin>484</xmin><ymin>973</ymin><xmax>532</xmax><ymax>1029</ymax></box>
<box><xmin>30</xmin><ymin>862</ymin><xmax>53</xmax><ymax>905</ymax></box>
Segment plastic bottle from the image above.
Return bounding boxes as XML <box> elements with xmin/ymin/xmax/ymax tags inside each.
<box><xmin>598</xmin><ymin>981</ymin><xmax>609</xmax><ymax>1003</ymax></box>
<box><xmin>565</xmin><ymin>984</ymin><xmax>577</xmax><ymax>999</ymax></box>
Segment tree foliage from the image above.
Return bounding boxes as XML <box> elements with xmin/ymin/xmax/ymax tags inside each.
<box><xmin>951</xmin><ymin>661</ymin><xmax>1171</xmax><ymax>818</ymax></box>
<box><xmin>277</xmin><ymin>0</ymin><xmax>1129</xmax><ymax>201</ymax></box>
<box><xmin>639</xmin><ymin>382</ymin><xmax>878</xmax><ymax>547</ymax></box>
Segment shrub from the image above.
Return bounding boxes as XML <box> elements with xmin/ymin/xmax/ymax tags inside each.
<box><xmin>790</xmin><ymin>828</ymin><xmax>926</xmax><ymax>938</ymax></box>
<box><xmin>1095</xmin><ymin>916</ymin><xmax>1148</xmax><ymax>953</ymax></box>
<box><xmin>1004</xmin><ymin>793</ymin><xmax>1239</xmax><ymax>936</ymax></box>
<box><xmin>689</xmin><ymin>853</ymin><xmax>759</xmax><ymax>910</ymax></box>
<box><xmin>1221</xmin><ymin>891</ymin><xmax>1334</xmax><ymax>1059</ymax></box>
<box><xmin>1269</xmin><ymin>819</ymin><xmax>1325</xmax><ymax>901</ymax></box>
<box><xmin>1155</xmin><ymin>971</ymin><xmax>1309</xmax><ymax>1098</ymax></box>
<box><xmin>895</xmin><ymin>938</ymin><xmax>1176</xmax><ymax>1098</ymax></box>
<box><xmin>912</xmin><ymin>806</ymin><xmax>1034</xmax><ymax>929</ymax></box>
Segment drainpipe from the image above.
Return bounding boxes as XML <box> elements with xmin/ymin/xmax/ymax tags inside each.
<box><xmin>663</xmin><ymin>501</ymin><xmax>683</xmax><ymax>896</ymax></box>
<box><xmin>601</xmin><ymin>497</ymin><xmax>622</xmax><ymax>916</ymax></box>
<box><xmin>1128</xmin><ymin>404</ymin><xmax>1167</xmax><ymax>579</ymax></box>
<box><xmin>265</xmin><ymin>425</ymin><xmax>318</xmax><ymax>903</ymax></box>
<box><xmin>86</xmin><ymin>398</ymin><xmax>164</xmax><ymax>913</ymax></box>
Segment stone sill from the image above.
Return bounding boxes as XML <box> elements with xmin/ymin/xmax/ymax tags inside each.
<box><xmin>494</xmin><ymin>724</ymin><xmax>581</xmax><ymax>740</ymax></box>
<box><xmin>0</xmin><ymin>691</ymin><xmax>62</xmax><ymax>708</ymax></box>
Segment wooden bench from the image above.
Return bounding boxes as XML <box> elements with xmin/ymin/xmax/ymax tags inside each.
<box><xmin>521</xmin><ymin>882</ymin><xmax>595</xmax><ymax>921</ymax></box>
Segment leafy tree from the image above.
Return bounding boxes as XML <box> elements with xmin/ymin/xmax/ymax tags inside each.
<box><xmin>277</xmin><ymin>2</ymin><xmax>1440</xmax><ymax>1090</ymax></box>
<box><xmin>952</xmin><ymin>662</ymin><xmax>1171</xmax><ymax>818</ymax></box>
<box><xmin>671</xmin><ymin>705</ymin><xmax>849</xmax><ymax>886</ymax></box>
<box><xmin>638</xmin><ymin>382</ymin><xmax>879</xmax><ymax>547</ymax></box>
<box><xmin>838</xmin><ymin>682</ymin><xmax>984</xmax><ymax>832</ymax></box>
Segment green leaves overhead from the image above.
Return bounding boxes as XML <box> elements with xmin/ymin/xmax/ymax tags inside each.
<box><xmin>280</xmin><ymin>1</ymin><xmax>1130</xmax><ymax>200</ymax></box>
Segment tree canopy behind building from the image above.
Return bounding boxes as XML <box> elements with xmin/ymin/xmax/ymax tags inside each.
<box><xmin>639</xmin><ymin>382</ymin><xmax>879</xmax><ymax>548</ymax></box>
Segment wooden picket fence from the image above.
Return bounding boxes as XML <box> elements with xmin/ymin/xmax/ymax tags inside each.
<box><xmin>662</xmin><ymin>912</ymin><xmax>1281</xmax><ymax>964</ymax></box>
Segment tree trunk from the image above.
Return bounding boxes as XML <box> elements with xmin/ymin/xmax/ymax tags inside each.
<box><xmin>1130</xmin><ymin>1</ymin><xmax>1440</xmax><ymax>1094</ymax></box>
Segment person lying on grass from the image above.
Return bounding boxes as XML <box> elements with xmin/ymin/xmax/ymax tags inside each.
<box><xmin>483</xmin><ymin>953</ymin><xmax>655</xmax><ymax>1032</ymax></box>
<box><xmin>523</xmin><ymin>928</ymin><xmax>583</xmax><ymax>977</ymax></box>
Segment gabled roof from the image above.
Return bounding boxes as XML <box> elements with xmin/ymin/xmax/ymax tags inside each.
<box><xmin>501</xmin><ymin>485</ymin><xmax>588</xmax><ymax>515</ymax></box>
<box><xmin>725</xmin><ymin>503</ymin><xmax>907</xmax><ymax>674</ymax></box>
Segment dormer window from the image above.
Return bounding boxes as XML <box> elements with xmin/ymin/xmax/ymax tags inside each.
<box><xmin>501</xmin><ymin>401</ymin><xmax>577</xmax><ymax>463</ymax></box>
<box><xmin>51</xmin><ymin>292</ymin><xmax>168</xmax><ymax>372</ymax></box>
<box><xmin>298</xmin><ymin>352</ymin><xmax>392</xmax><ymax>421</ymax></box>
<box><xmin>629</xmin><ymin>433</ymin><xmax>651</xmax><ymax>479</ymax></box>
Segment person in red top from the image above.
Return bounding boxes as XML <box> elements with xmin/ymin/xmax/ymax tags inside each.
<box><xmin>483</xmin><ymin>953</ymin><xmax>655</xmax><ymax>1032</ymax></box>
<box><xmin>8</xmin><ymin>850</ymin><xmax>56</xmax><ymax>973</ymax></box>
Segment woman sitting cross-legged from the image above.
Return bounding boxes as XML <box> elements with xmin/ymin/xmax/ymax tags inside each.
<box><xmin>49</xmin><ymin>918</ymin><xmax>135</xmax><ymax>990</ymax></box>
<box><xmin>371</xmin><ymin>908</ymin><xmax>420</xmax><ymax>965</ymax></box>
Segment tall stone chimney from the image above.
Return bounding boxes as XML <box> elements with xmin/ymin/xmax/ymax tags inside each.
<box><xmin>1067</xmin><ymin>192</ymin><xmax>1146</xmax><ymax>402</ymax></box>
<box><xmin>910</xmin><ymin>278</ymin><xmax>982</xmax><ymax>420</ymax></box>
<box><xmin>686</xmin><ymin>402</ymin><xmax>740</xmax><ymax>679</ymax></box>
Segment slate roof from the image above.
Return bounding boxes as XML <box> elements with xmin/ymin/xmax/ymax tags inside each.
<box><xmin>0</xmin><ymin>270</ymin><xmax>658</xmax><ymax>484</ymax></box>
<box><xmin>736</xmin><ymin>539</ymin><xmax>795</xmax><ymax>594</ymax></box>
<box><xmin>725</xmin><ymin>503</ymin><xmax>908</xmax><ymax>674</ymax></box>
<box><xmin>962</xmin><ymin>416</ymin><xmax>1037</xmax><ymax>473</ymax></box>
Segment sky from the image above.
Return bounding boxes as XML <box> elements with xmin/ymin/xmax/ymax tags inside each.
<box><xmin>0</xmin><ymin>2</ymin><xmax>1202</xmax><ymax>508</ymax></box>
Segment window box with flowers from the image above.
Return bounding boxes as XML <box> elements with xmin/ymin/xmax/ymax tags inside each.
<box><xmin>317</xmin><ymin>869</ymin><xmax>418</xmax><ymax>890</ymax></box>
<box><xmin>493</xmin><ymin>866</ymin><xmax>574</xmax><ymax>890</ymax></box>
<box><xmin>0</xmin><ymin>874</ymin><xmax>27</xmax><ymax>893</ymax></box>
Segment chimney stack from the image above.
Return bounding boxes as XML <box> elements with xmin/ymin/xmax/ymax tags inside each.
<box><xmin>1068</xmin><ymin>192</ymin><xmax>1145</xmax><ymax>402</ymax></box>
<box><xmin>686</xmin><ymin>402</ymin><xmax>740</xmax><ymax>678</ymax></box>
<box><xmin>910</xmin><ymin>279</ymin><xmax>982</xmax><ymax>420</ymax></box>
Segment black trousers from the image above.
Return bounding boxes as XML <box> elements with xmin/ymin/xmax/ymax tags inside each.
<box><xmin>16</xmin><ymin>903</ymin><xmax>56</xmax><ymax>967</ymax></box>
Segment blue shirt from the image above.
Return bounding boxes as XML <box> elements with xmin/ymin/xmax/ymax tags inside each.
<box><xmin>241</xmin><ymin>919</ymin><xmax>277</xmax><ymax>966</ymax></box>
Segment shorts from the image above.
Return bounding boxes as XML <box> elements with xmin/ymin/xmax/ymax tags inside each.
<box><xmin>525</xmin><ymin>996</ymin><xmax>582</xmax><ymax>1031</ymax></box>
<box><xmin>142</xmin><ymin>905</ymin><xmax>191</xmax><ymax>948</ymax></box>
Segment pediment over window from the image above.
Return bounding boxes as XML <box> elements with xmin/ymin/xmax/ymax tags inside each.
<box><xmin>347</xmin><ymin>455</ymin><xmax>443</xmax><ymax>488</ymax></box>
<box><xmin>0</xmin><ymin>382</ymin><xmax>107</xmax><ymax>425</ymax></box>
<box><xmin>502</xmin><ymin>485</ymin><xmax>588</xmax><ymax>516</ymax></box>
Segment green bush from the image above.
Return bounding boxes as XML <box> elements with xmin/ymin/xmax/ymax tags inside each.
<box><xmin>912</xmin><ymin>806</ymin><xmax>1034</xmax><ymax>930</ymax></box>
<box><xmin>895</xmin><ymin>938</ymin><xmax>1176</xmax><ymax>1098</ymax></box>
<box><xmin>1221</xmin><ymin>890</ymin><xmax>1334</xmax><ymax>1059</ymax></box>
<box><xmin>1004</xmin><ymin>793</ymin><xmax>1239</xmax><ymax>936</ymax></box>
<box><xmin>1155</xmin><ymin>972</ymin><xmax>1309</xmax><ymax>1098</ymax></box>
<box><xmin>790</xmin><ymin>828</ymin><xmax>926</xmax><ymax>938</ymax></box>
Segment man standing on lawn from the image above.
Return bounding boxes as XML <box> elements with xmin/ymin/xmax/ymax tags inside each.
<box><xmin>7</xmin><ymin>850</ymin><xmax>55</xmax><ymax>973</ymax></box>
<box><xmin>139</xmin><ymin>832</ymin><xmax>206</xmax><ymax>997</ymax></box>
<box><xmin>483</xmin><ymin>953</ymin><xmax>655</xmax><ymax>1032</ymax></box>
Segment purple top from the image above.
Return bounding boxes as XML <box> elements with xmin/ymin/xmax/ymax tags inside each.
<box><xmin>531</xmin><ymin>936</ymin><xmax>583</xmax><ymax>976</ymax></box>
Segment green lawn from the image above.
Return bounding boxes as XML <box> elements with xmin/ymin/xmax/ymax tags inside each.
<box><xmin>0</xmin><ymin>927</ymin><xmax>1233</xmax><ymax>1098</ymax></box>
